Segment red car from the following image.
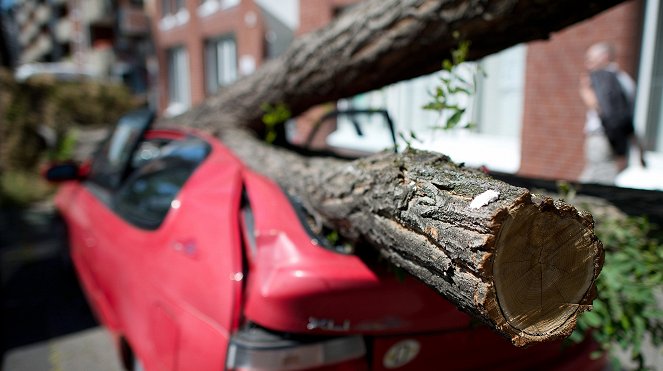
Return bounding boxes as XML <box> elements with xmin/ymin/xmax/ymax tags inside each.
<box><xmin>46</xmin><ymin>110</ymin><xmax>604</xmax><ymax>371</ymax></box>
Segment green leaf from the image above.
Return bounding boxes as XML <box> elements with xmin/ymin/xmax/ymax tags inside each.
<box><xmin>583</xmin><ymin>311</ymin><xmax>602</xmax><ymax>328</ymax></box>
<box><xmin>445</xmin><ymin>108</ymin><xmax>464</xmax><ymax>129</ymax></box>
<box><xmin>620</xmin><ymin>315</ymin><xmax>631</xmax><ymax>330</ymax></box>
<box><xmin>265</xmin><ymin>130</ymin><xmax>277</xmax><ymax>144</ymax></box>
<box><xmin>568</xmin><ymin>330</ymin><xmax>585</xmax><ymax>343</ymax></box>
<box><xmin>590</xmin><ymin>350</ymin><xmax>604</xmax><ymax>360</ymax></box>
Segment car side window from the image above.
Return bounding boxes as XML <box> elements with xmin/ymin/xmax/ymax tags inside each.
<box><xmin>113</xmin><ymin>138</ymin><xmax>210</xmax><ymax>229</ymax></box>
<box><xmin>87</xmin><ymin>109</ymin><xmax>154</xmax><ymax>190</ymax></box>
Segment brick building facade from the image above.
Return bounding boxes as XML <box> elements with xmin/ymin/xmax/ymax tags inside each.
<box><xmin>148</xmin><ymin>0</ymin><xmax>295</xmax><ymax>116</ymax></box>
<box><xmin>294</xmin><ymin>0</ymin><xmax>651</xmax><ymax>184</ymax></box>
<box><xmin>4</xmin><ymin>0</ymin><xmax>151</xmax><ymax>96</ymax></box>
<box><xmin>298</xmin><ymin>0</ymin><xmax>356</xmax><ymax>34</ymax></box>
<box><xmin>520</xmin><ymin>1</ymin><xmax>643</xmax><ymax>180</ymax></box>
<box><xmin>148</xmin><ymin>0</ymin><xmax>660</xmax><ymax>187</ymax></box>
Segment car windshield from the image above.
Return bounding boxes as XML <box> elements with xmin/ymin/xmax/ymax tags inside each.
<box><xmin>288</xmin><ymin>109</ymin><xmax>397</xmax><ymax>159</ymax></box>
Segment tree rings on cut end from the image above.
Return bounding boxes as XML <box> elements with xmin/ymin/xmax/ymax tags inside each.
<box><xmin>493</xmin><ymin>203</ymin><xmax>597</xmax><ymax>336</ymax></box>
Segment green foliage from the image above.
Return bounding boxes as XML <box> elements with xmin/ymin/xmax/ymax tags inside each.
<box><xmin>325</xmin><ymin>230</ymin><xmax>340</xmax><ymax>245</ymax></box>
<box><xmin>556</xmin><ymin>180</ymin><xmax>577</xmax><ymax>201</ymax></box>
<box><xmin>423</xmin><ymin>34</ymin><xmax>480</xmax><ymax>130</ymax></box>
<box><xmin>0</xmin><ymin>171</ymin><xmax>54</xmax><ymax>207</ymax></box>
<box><xmin>0</xmin><ymin>68</ymin><xmax>137</xmax><ymax>205</ymax></box>
<box><xmin>0</xmin><ymin>71</ymin><xmax>136</xmax><ymax>172</ymax></box>
<box><xmin>261</xmin><ymin>103</ymin><xmax>291</xmax><ymax>143</ymax></box>
<box><xmin>47</xmin><ymin>81</ymin><xmax>135</xmax><ymax>127</ymax></box>
<box><xmin>570</xmin><ymin>215</ymin><xmax>663</xmax><ymax>369</ymax></box>
<box><xmin>397</xmin><ymin>130</ymin><xmax>422</xmax><ymax>150</ymax></box>
<box><xmin>49</xmin><ymin>130</ymin><xmax>77</xmax><ymax>162</ymax></box>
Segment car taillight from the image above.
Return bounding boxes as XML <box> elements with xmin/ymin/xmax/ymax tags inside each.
<box><xmin>226</xmin><ymin>325</ymin><xmax>367</xmax><ymax>371</ymax></box>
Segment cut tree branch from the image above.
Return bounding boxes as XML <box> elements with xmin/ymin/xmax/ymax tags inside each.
<box><xmin>220</xmin><ymin>129</ymin><xmax>603</xmax><ymax>347</ymax></box>
<box><xmin>159</xmin><ymin>0</ymin><xmax>625</xmax><ymax>345</ymax></box>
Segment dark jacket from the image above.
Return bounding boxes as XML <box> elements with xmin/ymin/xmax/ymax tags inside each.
<box><xmin>590</xmin><ymin>68</ymin><xmax>634</xmax><ymax>156</ymax></box>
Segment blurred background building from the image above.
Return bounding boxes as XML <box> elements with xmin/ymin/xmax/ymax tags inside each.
<box><xmin>145</xmin><ymin>0</ymin><xmax>296</xmax><ymax>116</ymax></box>
<box><xmin>297</xmin><ymin>0</ymin><xmax>661</xmax><ymax>190</ymax></box>
<box><xmin>1</xmin><ymin>0</ymin><xmax>660</xmax><ymax>189</ymax></box>
<box><xmin>0</xmin><ymin>0</ymin><xmax>151</xmax><ymax>98</ymax></box>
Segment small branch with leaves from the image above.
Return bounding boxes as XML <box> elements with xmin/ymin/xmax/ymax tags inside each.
<box><xmin>260</xmin><ymin>103</ymin><xmax>292</xmax><ymax>143</ymax></box>
<box><xmin>423</xmin><ymin>34</ymin><xmax>481</xmax><ymax>130</ymax></box>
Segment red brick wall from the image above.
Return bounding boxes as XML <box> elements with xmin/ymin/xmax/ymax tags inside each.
<box><xmin>519</xmin><ymin>1</ymin><xmax>643</xmax><ymax>180</ymax></box>
<box><xmin>150</xmin><ymin>0</ymin><xmax>266</xmax><ymax>114</ymax></box>
<box><xmin>298</xmin><ymin>0</ymin><xmax>334</xmax><ymax>35</ymax></box>
<box><xmin>295</xmin><ymin>0</ymin><xmax>360</xmax><ymax>141</ymax></box>
<box><xmin>298</xmin><ymin>0</ymin><xmax>359</xmax><ymax>35</ymax></box>
<box><xmin>298</xmin><ymin>0</ymin><xmax>644</xmax><ymax>181</ymax></box>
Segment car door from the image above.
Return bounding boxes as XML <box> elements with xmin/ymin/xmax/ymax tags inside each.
<box><xmin>107</xmin><ymin>136</ymin><xmax>245</xmax><ymax>371</ymax></box>
<box><xmin>108</xmin><ymin>151</ymin><xmax>206</xmax><ymax>371</ymax></box>
<box><xmin>65</xmin><ymin>109</ymin><xmax>154</xmax><ymax>330</ymax></box>
<box><xmin>65</xmin><ymin>112</ymin><xmax>243</xmax><ymax>370</ymax></box>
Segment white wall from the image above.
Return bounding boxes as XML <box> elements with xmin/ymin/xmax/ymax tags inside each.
<box><xmin>621</xmin><ymin>0</ymin><xmax>663</xmax><ymax>190</ymax></box>
<box><xmin>327</xmin><ymin>44</ymin><xmax>527</xmax><ymax>173</ymax></box>
<box><xmin>254</xmin><ymin>0</ymin><xmax>298</xmax><ymax>30</ymax></box>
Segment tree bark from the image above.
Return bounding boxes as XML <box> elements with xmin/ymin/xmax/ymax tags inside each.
<box><xmin>159</xmin><ymin>0</ymin><xmax>624</xmax><ymax>345</ymax></box>
<box><xmin>178</xmin><ymin>0</ymin><xmax>626</xmax><ymax>134</ymax></box>
<box><xmin>220</xmin><ymin>129</ymin><xmax>603</xmax><ymax>347</ymax></box>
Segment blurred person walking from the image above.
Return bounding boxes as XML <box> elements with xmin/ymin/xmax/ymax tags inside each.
<box><xmin>579</xmin><ymin>42</ymin><xmax>645</xmax><ymax>184</ymax></box>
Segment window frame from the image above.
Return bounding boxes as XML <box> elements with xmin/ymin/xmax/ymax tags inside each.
<box><xmin>112</xmin><ymin>137</ymin><xmax>212</xmax><ymax>230</ymax></box>
<box><xmin>161</xmin><ymin>0</ymin><xmax>185</xmax><ymax>17</ymax></box>
<box><xmin>204</xmin><ymin>35</ymin><xmax>238</xmax><ymax>95</ymax></box>
<box><xmin>166</xmin><ymin>46</ymin><xmax>192</xmax><ymax>116</ymax></box>
<box><xmin>159</xmin><ymin>0</ymin><xmax>189</xmax><ymax>30</ymax></box>
<box><xmin>113</xmin><ymin>162</ymin><xmax>195</xmax><ymax>230</ymax></box>
<box><xmin>86</xmin><ymin>108</ymin><xmax>155</xmax><ymax>192</ymax></box>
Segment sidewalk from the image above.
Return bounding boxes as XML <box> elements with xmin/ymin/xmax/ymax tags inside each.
<box><xmin>3</xmin><ymin>327</ymin><xmax>122</xmax><ymax>371</ymax></box>
<box><xmin>0</xmin><ymin>202</ymin><xmax>100</xmax><ymax>369</ymax></box>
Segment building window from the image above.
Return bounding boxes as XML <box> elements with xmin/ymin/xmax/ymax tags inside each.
<box><xmin>160</xmin><ymin>0</ymin><xmax>188</xmax><ymax>30</ymax></box>
<box><xmin>638</xmin><ymin>0</ymin><xmax>663</xmax><ymax>153</ymax></box>
<box><xmin>204</xmin><ymin>36</ymin><xmax>237</xmax><ymax>95</ymax></box>
<box><xmin>198</xmin><ymin>0</ymin><xmax>240</xmax><ymax>17</ymax></box>
<box><xmin>166</xmin><ymin>47</ymin><xmax>191</xmax><ymax>117</ymax></box>
<box><xmin>629</xmin><ymin>0</ymin><xmax>663</xmax><ymax>190</ymax></box>
<box><xmin>162</xmin><ymin>0</ymin><xmax>185</xmax><ymax>17</ymax></box>
<box><xmin>199</xmin><ymin>0</ymin><xmax>240</xmax><ymax>9</ymax></box>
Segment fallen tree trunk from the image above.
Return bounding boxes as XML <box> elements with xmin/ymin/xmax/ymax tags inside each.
<box><xmin>160</xmin><ymin>0</ymin><xmax>624</xmax><ymax>345</ymax></box>
<box><xmin>221</xmin><ymin>129</ymin><xmax>603</xmax><ymax>347</ymax></box>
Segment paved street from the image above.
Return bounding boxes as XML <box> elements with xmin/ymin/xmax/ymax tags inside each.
<box><xmin>3</xmin><ymin>327</ymin><xmax>122</xmax><ymax>371</ymax></box>
<box><xmin>0</xmin><ymin>203</ymin><xmax>121</xmax><ymax>371</ymax></box>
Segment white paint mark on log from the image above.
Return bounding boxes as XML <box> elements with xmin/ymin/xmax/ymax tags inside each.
<box><xmin>469</xmin><ymin>190</ymin><xmax>500</xmax><ymax>209</ymax></box>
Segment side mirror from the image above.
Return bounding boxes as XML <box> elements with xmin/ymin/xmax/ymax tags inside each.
<box><xmin>43</xmin><ymin>163</ymin><xmax>86</xmax><ymax>182</ymax></box>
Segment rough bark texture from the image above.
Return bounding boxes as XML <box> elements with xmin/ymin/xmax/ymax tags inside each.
<box><xmin>220</xmin><ymin>129</ymin><xmax>603</xmax><ymax>347</ymax></box>
<box><xmin>158</xmin><ymin>0</ymin><xmax>624</xmax><ymax>346</ymax></box>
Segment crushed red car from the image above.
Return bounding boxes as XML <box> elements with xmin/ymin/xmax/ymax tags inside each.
<box><xmin>46</xmin><ymin>109</ymin><xmax>605</xmax><ymax>370</ymax></box>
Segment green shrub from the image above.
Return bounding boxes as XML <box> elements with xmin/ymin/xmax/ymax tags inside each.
<box><xmin>0</xmin><ymin>70</ymin><xmax>136</xmax><ymax>173</ymax></box>
<box><xmin>570</xmin><ymin>215</ymin><xmax>663</xmax><ymax>369</ymax></box>
<box><xmin>0</xmin><ymin>170</ymin><xmax>54</xmax><ymax>207</ymax></box>
<box><xmin>48</xmin><ymin>80</ymin><xmax>136</xmax><ymax>128</ymax></box>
